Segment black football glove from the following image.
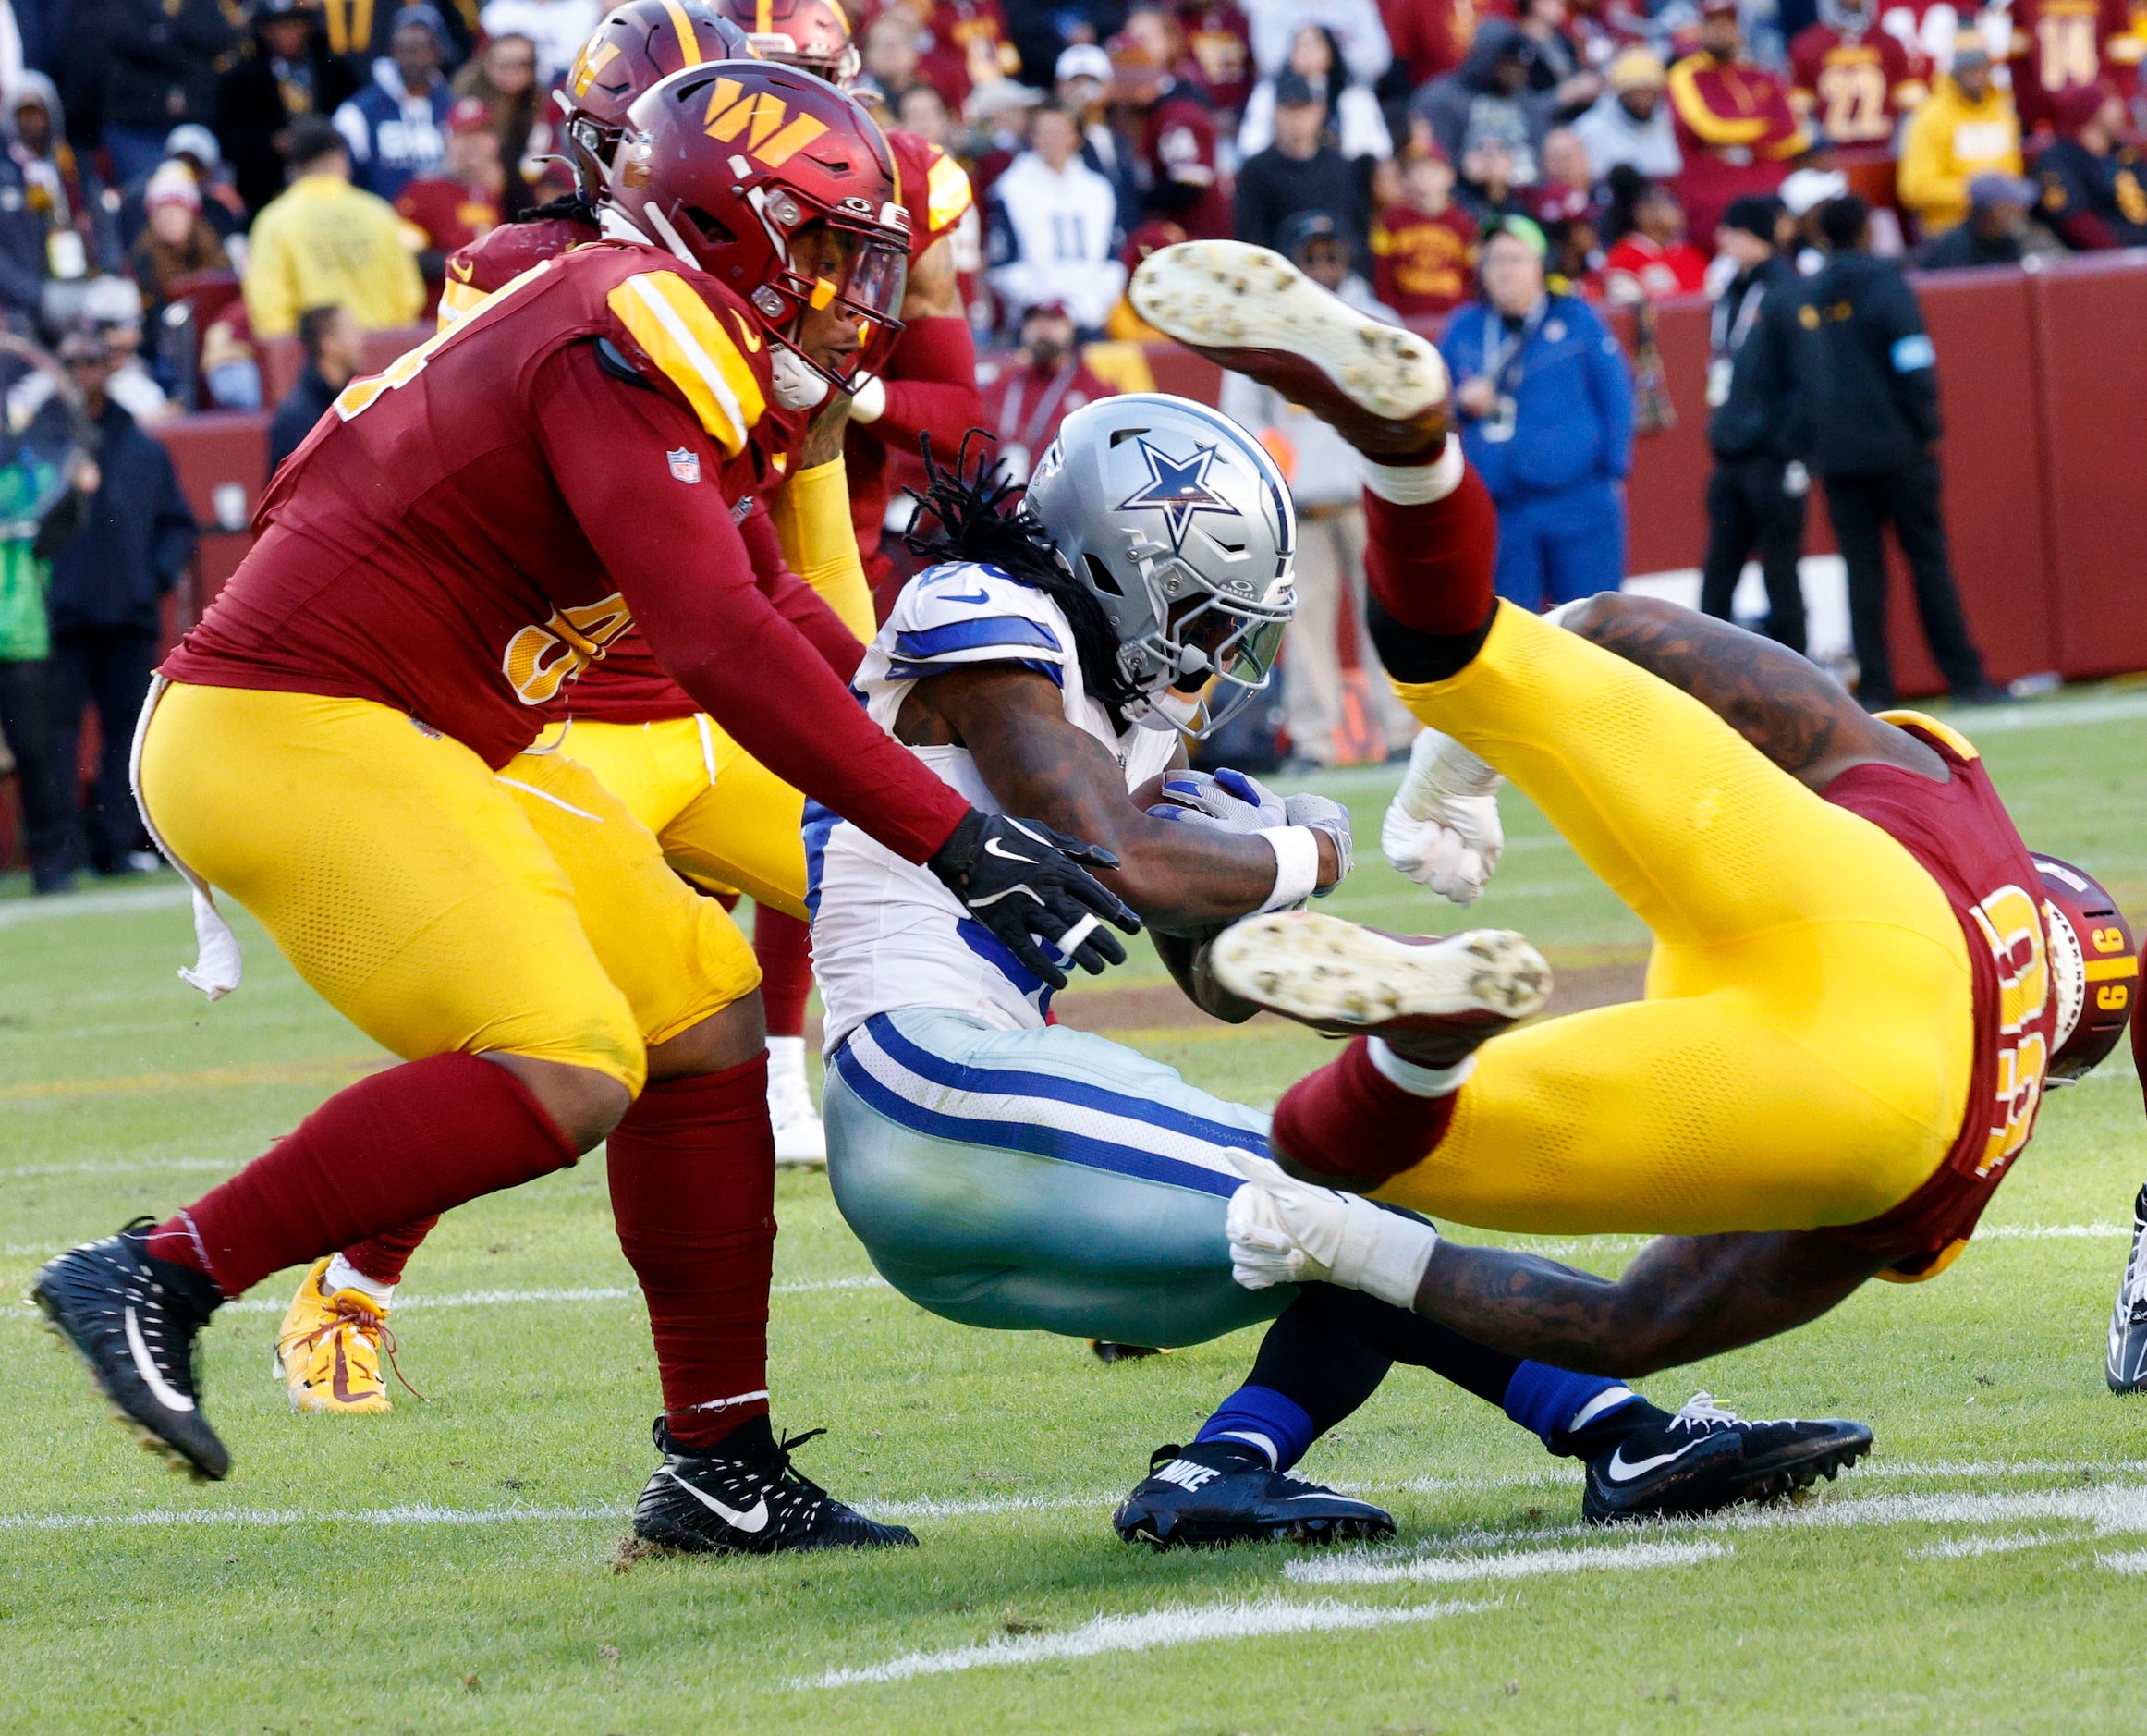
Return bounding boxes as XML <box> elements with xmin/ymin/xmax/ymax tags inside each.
<box><xmin>928</xmin><ymin>810</ymin><xmax>1141</xmax><ymax>989</ymax></box>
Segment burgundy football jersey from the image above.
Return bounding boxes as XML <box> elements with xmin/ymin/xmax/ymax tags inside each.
<box><xmin>1822</xmin><ymin>718</ymin><xmax>2060</xmax><ymax>1274</ymax></box>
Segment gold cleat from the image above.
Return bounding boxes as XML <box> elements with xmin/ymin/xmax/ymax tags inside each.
<box><xmin>273</xmin><ymin>1258</ymin><xmax>398</xmax><ymax>1414</ymax></box>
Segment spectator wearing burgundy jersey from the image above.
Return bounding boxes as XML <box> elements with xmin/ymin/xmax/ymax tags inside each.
<box><xmin>977</xmin><ymin>300</ymin><xmax>1109</xmax><ymax>486</ymax></box>
<box><xmin>1178</xmin><ymin>0</ymin><xmax>1254</xmax><ymax>112</ymax></box>
<box><xmin>395</xmin><ymin>95</ymin><xmax>512</xmax><ymax>298</ymax></box>
<box><xmin>1116</xmin><ymin>6</ymin><xmax>1234</xmax><ymax>239</ymax></box>
<box><xmin>2035</xmin><ymin>85</ymin><xmax>2147</xmax><ymax>250</ymax></box>
<box><xmin>1370</xmin><ymin>146</ymin><xmax>1475</xmax><ymax>319</ymax></box>
<box><xmin>915</xmin><ymin>0</ymin><xmax>1022</xmax><ymax>111</ymax></box>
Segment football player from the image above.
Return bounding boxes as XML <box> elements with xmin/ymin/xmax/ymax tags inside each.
<box><xmin>809</xmin><ymin>406</ymin><xmax>1873</xmax><ymax>1543</ymax></box>
<box><xmin>1122</xmin><ymin>240</ymin><xmax>2138</xmax><ymax>1380</ymax></box>
<box><xmin>271</xmin><ymin>3</ymin><xmax>869</xmax><ymax>1417</ymax></box>
<box><xmin>32</xmin><ymin>66</ymin><xmax>1137</xmax><ymax>1560</ymax></box>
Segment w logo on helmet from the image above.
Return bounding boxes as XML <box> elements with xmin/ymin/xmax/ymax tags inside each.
<box><xmin>701</xmin><ymin>76</ymin><xmax>828</xmax><ymax>166</ymax></box>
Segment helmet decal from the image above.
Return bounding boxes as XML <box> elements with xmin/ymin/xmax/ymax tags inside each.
<box><xmin>1116</xmin><ymin>440</ymin><xmax>1243</xmax><ymax>557</ymax></box>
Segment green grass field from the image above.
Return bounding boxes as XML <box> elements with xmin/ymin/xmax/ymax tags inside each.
<box><xmin>7</xmin><ymin>687</ymin><xmax>2147</xmax><ymax>1734</ymax></box>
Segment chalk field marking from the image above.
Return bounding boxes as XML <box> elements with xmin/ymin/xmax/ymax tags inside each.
<box><xmin>1285</xmin><ymin>1537</ymin><xmax>1725</xmax><ymax>1588</ymax></box>
<box><xmin>0</xmin><ymin>883</ymin><xmax>192</xmax><ymax>928</ymax></box>
<box><xmin>7</xmin><ymin>1275</ymin><xmax>888</xmax><ymax>1319</ymax></box>
<box><xmin>793</xmin><ymin>1595</ymin><xmax>1495</xmax><ymax>1690</ymax></box>
<box><xmin>1911</xmin><ymin>1531</ymin><xmax>2063</xmax><ymax>1560</ymax></box>
<box><xmin>2097</xmin><ymin>1550</ymin><xmax>2147</xmax><ymax>1574</ymax></box>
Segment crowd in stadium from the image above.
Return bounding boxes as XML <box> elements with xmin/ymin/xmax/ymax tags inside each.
<box><xmin>0</xmin><ymin>0</ymin><xmax>2142</xmax><ymax>895</ymax></box>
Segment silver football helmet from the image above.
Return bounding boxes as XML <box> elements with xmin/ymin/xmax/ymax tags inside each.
<box><xmin>1023</xmin><ymin>392</ymin><xmax>1296</xmax><ymax>736</ymax></box>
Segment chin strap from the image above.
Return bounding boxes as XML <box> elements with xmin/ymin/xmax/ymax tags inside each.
<box><xmin>769</xmin><ymin>343</ymin><xmax>830</xmax><ymax>410</ymax></box>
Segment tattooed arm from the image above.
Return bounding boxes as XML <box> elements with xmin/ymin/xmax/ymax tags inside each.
<box><xmin>1407</xmin><ymin>1229</ymin><xmax>1892</xmax><ymax>1375</ymax></box>
<box><xmin>895</xmin><ymin>665</ymin><xmax>1340</xmax><ymax>932</ymax></box>
<box><xmin>1555</xmin><ymin>593</ymin><xmax>1946</xmax><ymax>791</ymax></box>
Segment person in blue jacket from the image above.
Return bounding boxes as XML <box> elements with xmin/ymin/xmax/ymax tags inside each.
<box><xmin>1439</xmin><ymin>216</ymin><xmax>1635</xmax><ymax>611</ymax></box>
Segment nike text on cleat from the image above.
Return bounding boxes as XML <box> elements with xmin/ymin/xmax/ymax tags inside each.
<box><xmin>1209</xmin><ymin>911</ymin><xmax>1551</xmax><ymax>1068</ymax></box>
<box><xmin>1113</xmin><ymin>1439</ymin><xmax>1396</xmax><ymax>1551</ymax></box>
<box><xmin>2107</xmin><ymin>1183</ymin><xmax>2147</xmax><ymax>1393</ymax></box>
<box><xmin>31</xmin><ymin>1219</ymin><xmax>229</xmax><ymax>1481</ymax></box>
<box><xmin>1581</xmin><ymin>1392</ymin><xmax>1873</xmax><ymax>1524</ymax></box>
<box><xmin>1129</xmin><ymin>239</ymin><xmax>1451</xmax><ymax>461</ymax></box>
<box><xmin>273</xmin><ymin>1258</ymin><xmax>396</xmax><ymax>1414</ymax></box>
<box><xmin>630</xmin><ymin>1419</ymin><xmax>918</xmax><ymax>1556</ymax></box>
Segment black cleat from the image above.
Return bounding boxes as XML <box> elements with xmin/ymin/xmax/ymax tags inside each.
<box><xmin>2106</xmin><ymin>1185</ymin><xmax>2147</xmax><ymax>1393</ymax></box>
<box><xmin>1090</xmin><ymin>1340</ymin><xmax>1168</xmax><ymax>1363</ymax></box>
<box><xmin>631</xmin><ymin>1419</ymin><xmax>920</xmax><ymax>1555</ymax></box>
<box><xmin>1114</xmin><ymin>1439</ymin><xmax>1396</xmax><ymax>1550</ymax></box>
<box><xmin>1582</xmin><ymin>1392</ymin><xmax>1871</xmax><ymax>1524</ymax></box>
<box><xmin>31</xmin><ymin>1219</ymin><xmax>228</xmax><ymax>1481</ymax></box>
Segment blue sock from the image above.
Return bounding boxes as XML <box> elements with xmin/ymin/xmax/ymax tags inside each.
<box><xmin>1194</xmin><ymin>1385</ymin><xmax>1317</xmax><ymax>1472</ymax></box>
<box><xmin>1502</xmin><ymin>1361</ymin><xmax>1638</xmax><ymax>1454</ymax></box>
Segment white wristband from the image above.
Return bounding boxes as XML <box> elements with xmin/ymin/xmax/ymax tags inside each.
<box><xmin>848</xmin><ymin>373</ymin><xmax>887</xmax><ymax>423</ymax></box>
<box><xmin>1336</xmin><ymin>1204</ymin><xmax>1440</xmax><ymax>1310</ymax></box>
<box><xmin>1360</xmin><ymin>435</ymin><xmax>1465</xmax><ymax>505</ymax></box>
<box><xmin>1258</xmin><ymin>825</ymin><xmax>1322</xmax><ymax>911</ymax></box>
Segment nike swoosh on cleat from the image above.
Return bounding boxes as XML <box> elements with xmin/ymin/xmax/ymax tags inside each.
<box><xmin>982</xmin><ymin>838</ymin><xmax>1037</xmax><ymax>863</ymax></box>
<box><xmin>125</xmin><ymin>1306</ymin><xmax>197</xmax><ymax>1413</ymax></box>
<box><xmin>663</xmin><ymin>1468</ymin><xmax>769</xmax><ymax>1534</ymax></box>
<box><xmin>1604</xmin><ymin>1436</ymin><xmax>1717</xmax><ymax>1483</ymax></box>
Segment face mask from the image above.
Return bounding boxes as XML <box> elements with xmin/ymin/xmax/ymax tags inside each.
<box><xmin>1132</xmin><ymin>688</ymin><xmax>1202</xmax><ymax>732</ymax></box>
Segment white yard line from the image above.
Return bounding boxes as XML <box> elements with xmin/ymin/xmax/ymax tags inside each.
<box><xmin>1910</xmin><ymin>1531</ymin><xmax>2063</xmax><ymax>1559</ymax></box>
<box><xmin>794</xmin><ymin>1595</ymin><xmax>1495</xmax><ymax>1690</ymax></box>
<box><xmin>2096</xmin><ymin>1550</ymin><xmax>2147</xmax><ymax>1574</ymax></box>
<box><xmin>0</xmin><ymin>884</ymin><xmax>192</xmax><ymax>927</ymax></box>
<box><xmin>0</xmin><ymin>1502</ymin><xmax>626</xmax><ymax>1534</ymax></box>
<box><xmin>1285</xmin><ymin>1537</ymin><xmax>1724</xmax><ymax>1587</ymax></box>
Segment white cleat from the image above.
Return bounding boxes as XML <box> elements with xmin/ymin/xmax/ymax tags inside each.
<box><xmin>1129</xmin><ymin>240</ymin><xmax>1450</xmax><ymax>458</ymax></box>
<box><xmin>768</xmin><ymin>1060</ymin><xmax>826</xmax><ymax>1168</ymax></box>
<box><xmin>1209</xmin><ymin>911</ymin><xmax>1550</xmax><ymax>1067</ymax></box>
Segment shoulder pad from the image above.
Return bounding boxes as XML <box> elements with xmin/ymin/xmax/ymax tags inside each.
<box><xmin>885</xmin><ymin>563</ymin><xmax>1071</xmax><ymax>685</ymax></box>
<box><xmin>604</xmin><ymin>269</ymin><xmax>771</xmax><ymax>456</ymax></box>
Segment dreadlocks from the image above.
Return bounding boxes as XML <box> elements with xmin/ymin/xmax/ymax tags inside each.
<box><xmin>902</xmin><ymin>433</ymin><xmax>1150</xmax><ymax>724</ymax></box>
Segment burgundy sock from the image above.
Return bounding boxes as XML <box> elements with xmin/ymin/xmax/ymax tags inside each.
<box><xmin>606</xmin><ymin>1055</ymin><xmax>775</xmax><ymax>1448</ymax></box>
<box><xmin>338</xmin><ymin>1216</ymin><xmax>441</xmax><ymax>1288</ymax></box>
<box><xmin>753</xmin><ymin>907</ymin><xmax>813</xmax><ymax>1040</ymax></box>
<box><xmin>1363</xmin><ymin>464</ymin><xmax>1500</xmax><ymax>635</ymax></box>
<box><xmin>1269</xmin><ymin>1038</ymin><xmax>1458</xmax><ymax>1190</ymax></box>
<box><xmin>146</xmin><ymin>1054</ymin><xmax>577</xmax><ymax>1298</ymax></box>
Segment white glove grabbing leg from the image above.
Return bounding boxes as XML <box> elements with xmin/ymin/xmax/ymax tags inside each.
<box><xmin>1223</xmin><ymin>1153</ymin><xmax>1439</xmax><ymax>1310</ymax></box>
<box><xmin>1381</xmin><ymin>727</ymin><xmax>1504</xmax><ymax>906</ymax></box>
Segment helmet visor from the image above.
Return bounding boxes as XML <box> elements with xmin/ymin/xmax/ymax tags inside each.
<box><xmin>1169</xmin><ymin>593</ymin><xmax>1288</xmax><ymax>736</ymax></box>
<box><xmin>782</xmin><ymin>219</ymin><xmax>909</xmax><ymax>380</ymax></box>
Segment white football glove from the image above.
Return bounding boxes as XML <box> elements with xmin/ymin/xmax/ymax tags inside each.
<box><xmin>1223</xmin><ymin>1152</ymin><xmax>1439</xmax><ymax>1310</ymax></box>
<box><xmin>1381</xmin><ymin>727</ymin><xmax>1504</xmax><ymax>907</ymax></box>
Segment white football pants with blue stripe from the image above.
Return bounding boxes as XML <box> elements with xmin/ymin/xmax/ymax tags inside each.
<box><xmin>824</xmin><ymin>1009</ymin><xmax>1288</xmax><ymax>1347</ymax></box>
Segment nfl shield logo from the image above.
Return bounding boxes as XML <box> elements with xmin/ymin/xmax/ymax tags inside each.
<box><xmin>666</xmin><ymin>447</ymin><xmax>701</xmax><ymax>484</ymax></box>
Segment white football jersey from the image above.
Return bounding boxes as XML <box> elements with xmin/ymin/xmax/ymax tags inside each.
<box><xmin>811</xmin><ymin>560</ymin><xmax>1179</xmax><ymax>1053</ymax></box>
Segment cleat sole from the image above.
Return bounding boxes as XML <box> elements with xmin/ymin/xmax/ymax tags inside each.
<box><xmin>1130</xmin><ymin>240</ymin><xmax>1447</xmax><ymax>424</ymax></box>
<box><xmin>1210</xmin><ymin>911</ymin><xmax>1550</xmax><ymax>1027</ymax></box>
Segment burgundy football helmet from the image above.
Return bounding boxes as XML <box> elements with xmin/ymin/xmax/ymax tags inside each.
<box><xmin>711</xmin><ymin>0</ymin><xmax>860</xmax><ymax>83</ymax></box>
<box><xmin>2035</xmin><ymin>852</ymin><xmax>2137</xmax><ymax>1083</ymax></box>
<box><xmin>606</xmin><ymin>62</ymin><xmax>909</xmax><ymax>384</ymax></box>
<box><xmin>562</xmin><ymin>0</ymin><xmax>753</xmax><ymax>196</ymax></box>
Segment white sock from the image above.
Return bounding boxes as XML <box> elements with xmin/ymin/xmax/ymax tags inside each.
<box><xmin>1567</xmin><ymin>1386</ymin><xmax>1638</xmax><ymax>1433</ymax></box>
<box><xmin>1367</xmin><ymin>1039</ymin><xmax>1476</xmax><ymax>1099</ymax></box>
<box><xmin>1359</xmin><ymin>435</ymin><xmax>1465</xmax><ymax>505</ymax></box>
<box><xmin>323</xmin><ymin>1252</ymin><xmax>395</xmax><ymax>1309</ymax></box>
<box><xmin>1215</xmin><ymin>1429</ymin><xmax>1281</xmax><ymax>1469</ymax></box>
<box><xmin>765</xmin><ymin>1034</ymin><xmax>807</xmax><ymax>1083</ymax></box>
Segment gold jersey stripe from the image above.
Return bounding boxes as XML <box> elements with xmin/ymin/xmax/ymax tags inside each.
<box><xmin>607</xmin><ymin>272</ymin><xmax>767</xmax><ymax>453</ymax></box>
<box><xmin>925</xmin><ymin>150</ymin><xmax>973</xmax><ymax>235</ymax></box>
<box><xmin>1876</xmin><ymin>708</ymin><xmax>1981</xmax><ymax>762</ymax></box>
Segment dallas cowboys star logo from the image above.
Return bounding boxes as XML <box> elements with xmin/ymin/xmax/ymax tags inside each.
<box><xmin>1116</xmin><ymin>439</ymin><xmax>1242</xmax><ymax>556</ymax></box>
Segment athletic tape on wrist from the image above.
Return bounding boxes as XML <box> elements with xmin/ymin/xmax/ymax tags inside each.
<box><xmin>848</xmin><ymin>373</ymin><xmax>887</xmax><ymax>423</ymax></box>
<box><xmin>1360</xmin><ymin>435</ymin><xmax>1465</xmax><ymax>505</ymax></box>
<box><xmin>1259</xmin><ymin>825</ymin><xmax>1323</xmax><ymax>911</ymax></box>
<box><xmin>1336</xmin><ymin>1199</ymin><xmax>1440</xmax><ymax>1310</ymax></box>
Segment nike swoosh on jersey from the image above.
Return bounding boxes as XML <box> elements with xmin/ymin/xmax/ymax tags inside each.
<box><xmin>1604</xmin><ymin>1436</ymin><xmax>1716</xmax><ymax>1483</ymax></box>
<box><xmin>663</xmin><ymin>1468</ymin><xmax>770</xmax><ymax>1534</ymax></box>
<box><xmin>983</xmin><ymin>837</ymin><xmax>1037</xmax><ymax>863</ymax></box>
<box><xmin>934</xmin><ymin>588</ymin><xmax>992</xmax><ymax>605</ymax></box>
